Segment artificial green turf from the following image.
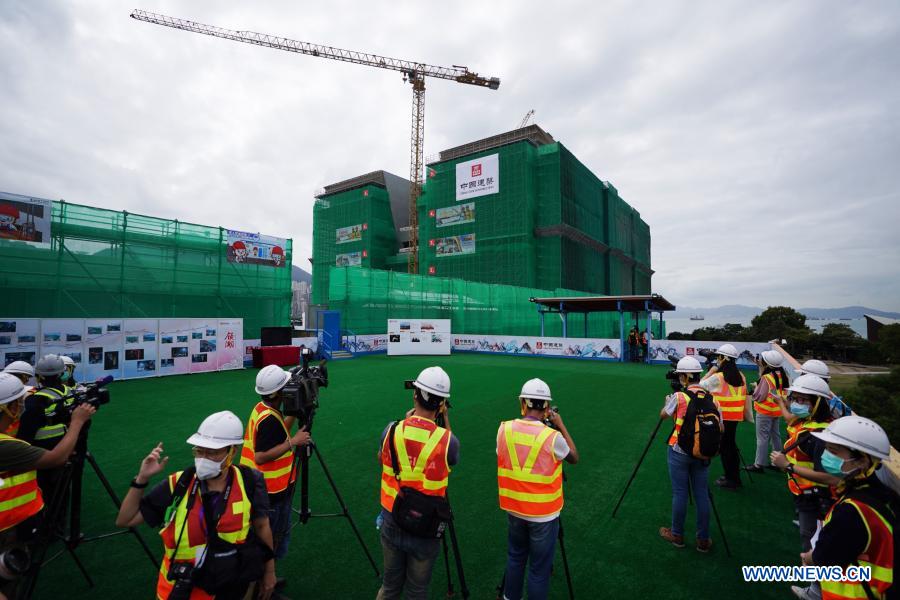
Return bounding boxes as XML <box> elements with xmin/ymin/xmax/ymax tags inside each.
<box><xmin>34</xmin><ymin>354</ymin><xmax>804</xmax><ymax>599</ymax></box>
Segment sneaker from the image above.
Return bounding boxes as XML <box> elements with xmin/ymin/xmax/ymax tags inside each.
<box><xmin>658</xmin><ymin>527</ymin><xmax>685</xmax><ymax>548</ymax></box>
<box><xmin>696</xmin><ymin>538</ymin><xmax>713</xmax><ymax>553</ymax></box>
<box><xmin>792</xmin><ymin>519</ymin><xmax>800</xmax><ymax>527</ymax></box>
<box><xmin>791</xmin><ymin>585</ymin><xmax>819</xmax><ymax>599</ymax></box>
<box><xmin>743</xmin><ymin>464</ymin><xmax>765</xmax><ymax>474</ymax></box>
<box><xmin>716</xmin><ymin>478</ymin><xmax>742</xmax><ymax>491</ymax></box>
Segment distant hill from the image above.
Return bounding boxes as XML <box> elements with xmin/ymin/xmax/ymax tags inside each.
<box><xmin>671</xmin><ymin>305</ymin><xmax>762</xmax><ymax>319</ymax></box>
<box><xmin>671</xmin><ymin>305</ymin><xmax>900</xmax><ymax>320</ymax></box>
<box><xmin>798</xmin><ymin>306</ymin><xmax>900</xmax><ymax>320</ymax></box>
<box><xmin>292</xmin><ymin>266</ymin><xmax>312</xmax><ymax>284</ymax></box>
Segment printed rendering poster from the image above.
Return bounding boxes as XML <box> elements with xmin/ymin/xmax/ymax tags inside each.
<box><xmin>0</xmin><ymin>318</ymin><xmax>40</xmax><ymax>376</ymax></box>
<box><xmin>434</xmin><ymin>234</ymin><xmax>475</xmax><ymax>257</ymax></box>
<box><xmin>435</xmin><ymin>203</ymin><xmax>475</xmax><ymax>228</ymax></box>
<box><xmin>216</xmin><ymin>319</ymin><xmax>243</xmax><ymax>371</ymax></box>
<box><xmin>83</xmin><ymin>319</ymin><xmax>123</xmax><ymax>382</ymax></box>
<box><xmin>455</xmin><ymin>153</ymin><xmax>499</xmax><ymax>201</ymax></box>
<box><xmin>123</xmin><ymin>319</ymin><xmax>158</xmax><ymax>379</ymax></box>
<box><xmin>387</xmin><ymin>319</ymin><xmax>451</xmax><ymax>356</ymax></box>
<box><xmin>39</xmin><ymin>319</ymin><xmax>86</xmax><ymax>383</ymax></box>
<box><xmin>0</xmin><ymin>192</ymin><xmax>52</xmax><ymax>244</ymax></box>
<box><xmin>226</xmin><ymin>230</ymin><xmax>287</xmax><ymax>267</ymax></box>
<box><xmin>158</xmin><ymin>319</ymin><xmax>192</xmax><ymax>375</ymax></box>
<box><xmin>335</xmin><ymin>224</ymin><xmax>363</xmax><ymax>244</ymax></box>
<box><xmin>190</xmin><ymin>319</ymin><xmax>216</xmax><ymax>373</ymax></box>
<box><xmin>335</xmin><ymin>251</ymin><xmax>362</xmax><ymax>267</ymax></box>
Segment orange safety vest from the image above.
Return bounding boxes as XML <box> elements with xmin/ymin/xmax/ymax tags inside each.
<box><xmin>241</xmin><ymin>401</ymin><xmax>296</xmax><ymax>495</ymax></box>
<box><xmin>753</xmin><ymin>373</ymin><xmax>784</xmax><ymax>417</ymax></box>
<box><xmin>821</xmin><ymin>494</ymin><xmax>894</xmax><ymax>600</ymax></box>
<box><xmin>0</xmin><ymin>434</ymin><xmax>44</xmax><ymax>532</ymax></box>
<box><xmin>496</xmin><ymin>419</ymin><xmax>564</xmax><ymax>518</ymax></box>
<box><xmin>666</xmin><ymin>386</ymin><xmax>714</xmax><ymax>447</ymax></box>
<box><xmin>156</xmin><ymin>466</ymin><xmax>252</xmax><ymax>600</ymax></box>
<box><xmin>709</xmin><ymin>372</ymin><xmax>747</xmax><ymax>422</ymax></box>
<box><xmin>380</xmin><ymin>416</ymin><xmax>451</xmax><ymax>512</ymax></box>
<box><xmin>4</xmin><ymin>388</ymin><xmax>35</xmax><ymax>438</ymax></box>
<box><xmin>784</xmin><ymin>419</ymin><xmax>831</xmax><ymax>496</ymax></box>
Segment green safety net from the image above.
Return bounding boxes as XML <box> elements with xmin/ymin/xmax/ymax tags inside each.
<box><xmin>0</xmin><ymin>200</ymin><xmax>292</xmax><ymax>338</ymax></box>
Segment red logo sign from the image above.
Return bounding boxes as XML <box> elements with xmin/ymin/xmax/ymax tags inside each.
<box><xmin>362</xmin><ymin>250</ymin><xmax>368</xmax><ymax>258</ymax></box>
<box><xmin>686</xmin><ymin>347</ymin><xmax>695</xmax><ymax>355</ymax></box>
<box><xmin>429</xmin><ymin>239</ymin><xmax>435</xmax><ymax>246</ymax></box>
<box><xmin>363</xmin><ymin>189</ymin><xmax>369</xmax><ymax>197</ymax></box>
<box><xmin>536</xmin><ymin>342</ymin><xmax>543</xmax><ymax>349</ymax></box>
<box><xmin>471</xmin><ymin>164</ymin><xmax>482</xmax><ymax>177</ymax></box>
<box><xmin>362</xmin><ymin>223</ymin><xmax>368</xmax><ymax>230</ymax></box>
<box><xmin>428</xmin><ymin>266</ymin><xmax>436</xmax><ymax>275</ymax></box>
<box><xmin>429</xmin><ymin>209</ymin><xmax>435</xmax><ymax>217</ymax></box>
<box><xmin>428</xmin><ymin>169</ymin><xmax>437</xmax><ymax>178</ymax></box>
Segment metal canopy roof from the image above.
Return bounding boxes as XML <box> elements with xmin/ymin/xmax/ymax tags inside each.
<box><xmin>530</xmin><ymin>294</ymin><xmax>676</xmax><ymax>313</ymax></box>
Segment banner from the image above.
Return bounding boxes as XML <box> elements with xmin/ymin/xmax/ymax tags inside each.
<box><xmin>434</xmin><ymin>234</ymin><xmax>475</xmax><ymax>257</ymax></box>
<box><xmin>435</xmin><ymin>203</ymin><xmax>475</xmax><ymax>228</ymax></box>
<box><xmin>336</xmin><ymin>224</ymin><xmax>363</xmax><ymax>245</ymax></box>
<box><xmin>123</xmin><ymin>319</ymin><xmax>159</xmax><ymax>379</ymax></box>
<box><xmin>455</xmin><ymin>154</ymin><xmax>499</xmax><ymax>200</ymax></box>
<box><xmin>0</xmin><ymin>193</ymin><xmax>52</xmax><ymax>244</ymax></box>
<box><xmin>226</xmin><ymin>230</ymin><xmax>287</xmax><ymax>267</ymax></box>
<box><xmin>159</xmin><ymin>318</ymin><xmax>192</xmax><ymax>375</ymax></box>
<box><xmin>342</xmin><ymin>334</ymin><xmax>386</xmax><ymax>354</ymax></box>
<box><xmin>647</xmin><ymin>340</ymin><xmax>772</xmax><ymax>367</ymax></box>
<box><xmin>336</xmin><ymin>251</ymin><xmax>361</xmax><ymax>267</ymax></box>
<box><xmin>189</xmin><ymin>319</ymin><xmax>217</xmax><ymax>373</ymax></box>
<box><xmin>84</xmin><ymin>319</ymin><xmax>123</xmax><ymax>382</ymax></box>
<box><xmin>388</xmin><ymin>320</ymin><xmax>451</xmax><ymax>356</ymax></box>
<box><xmin>453</xmin><ymin>334</ymin><xmax>621</xmax><ymax>359</ymax></box>
<box><xmin>215</xmin><ymin>319</ymin><xmax>243</xmax><ymax>371</ymax></box>
<box><xmin>0</xmin><ymin>318</ymin><xmax>40</xmax><ymax>379</ymax></box>
<box><xmin>39</xmin><ymin>319</ymin><xmax>85</xmax><ymax>382</ymax></box>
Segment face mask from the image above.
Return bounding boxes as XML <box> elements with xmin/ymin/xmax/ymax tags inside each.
<box><xmin>820</xmin><ymin>449</ymin><xmax>846</xmax><ymax>476</ymax></box>
<box><xmin>194</xmin><ymin>456</ymin><xmax>226</xmax><ymax>480</ymax></box>
<box><xmin>789</xmin><ymin>402</ymin><xmax>811</xmax><ymax>417</ymax></box>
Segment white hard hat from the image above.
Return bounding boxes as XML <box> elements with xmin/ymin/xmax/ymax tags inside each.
<box><xmin>413</xmin><ymin>366</ymin><xmax>451</xmax><ymax>399</ymax></box>
<box><xmin>786</xmin><ymin>374</ymin><xmax>831</xmax><ymax>399</ymax></box>
<box><xmin>799</xmin><ymin>359</ymin><xmax>830</xmax><ymax>380</ymax></box>
<box><xmin>760</xmin><ymin>350</ymin><xmax>784</xmax><ymax>368</ymax></box>
<box><xmin>519</xmin><ymin>378</ymin><xmax>552</xmax><ymax>402</ymax></box>
<box><xmin>675</xmin><ymin>356</ymin><xmax>703</xmax><ymax>373</ymax></box>
<box><xmin>811</xmin><ymin>416</ymin><xmax>891</xmax><ymax>460</ymax></box>
<box><xmin>186</xmin><ymin>411</ymin><xmax>244</xmax><ymax>449</ymax></box>
<box><xmin>61</xmin><ymin>355</ymin><xmax>76</xmax><ymax>368</ymax></box>
<box><xmin>0</xmin><ymin>373</ymin><xmax>28</xmax><ymax>406</ymax></box>
<box><xmin>255</xmin><ymin>365</ymin><xmax>291</xmax><ymax>395</ymax></box>
<box><xmin>716</xmin><ymin>344</ymin><xmax>739</xmax><ymax>359</ymax></box>
<box><xmin>3</xmin><ymin>361</ymin><xmax>34</xmax><ymax>378</ymax></box>
<box><xmin>35</xmin><ymin>354</ymin><xmax>65</xmax><ymax>377</ymax></box>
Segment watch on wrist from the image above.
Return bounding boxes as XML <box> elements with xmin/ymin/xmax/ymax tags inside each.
<box><xmin>786</xmin><ymin>464</ymin><xmax>795</xmax><ymax>474</ymax></box>
<box><xmin>130</xmin><ymin>477</ymin><xmax>149</xmax><ymax>489</ymax></box>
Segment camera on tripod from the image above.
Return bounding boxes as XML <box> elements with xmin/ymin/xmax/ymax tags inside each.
<box><xmin>0</xmin><ymin>546</ymin><xmax>30</xmax><ymax>585</ymax></box>
<box><xmin>280</xmin><ymin>348</ymin><xmax>328</xmax><ymax>425</ymax></box>
<box><xmin>665</xmin><ymin>355</ymin><xmax>683</xmax><ymax>392</ymax></box>
<box><xmin>48</xmin><ymin>376</ymin><xmax>112</xmax><ymax>426</ymax></box>
<box><xmin>697</xmin><ymin>348</ymin><xmax>717</xmax><ymax>364</ymax></box>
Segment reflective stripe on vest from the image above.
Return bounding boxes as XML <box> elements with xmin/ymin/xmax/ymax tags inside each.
<box><xmin>33</xmin><ymin>386</ymin><xmax>74</xmax><ymax>441</ymax></box>
<box><xmin>240</xmin><ymin>401</ymin><xmax>295</xmax><ymax>495</ymax></box>
<box><xmin>754</xmin><ymin>373</ymin><xmax>784</xmax><ymax>417</ymax></box>
<box><xmin>0</xmin><ymin>434</ymin><xmax>44</xmax><ymax>532</ymax></box>
<box><xmin>784</xmin><ymin>420</ymin><xmax>831</xmax><ymax>495</ymax></box>
<box><xmin>710</xmin><ymin>373</ymin><xmax>747</xmax><ymax>422</ymax></box>
<box><xmin>496</xmin><ymin>419</ymin><xmax>563</xmax><ymax>518</ymax></box>
<box><xmin>667</xmin><ymin>392</ymin><xmax>690</xmax><ymax>447</ymax></box>
<box><xmin>380</xmin><ymin>416</ymin><xmax>450</xmax><ymax>512</ymax></box>
<box><xmin>821</xmin><ymin>497</ymin><xmax>894</xmax><ymax>600</ymax></box>
<box><xmin>156</xmin><ymin>466</ymin><xmax>251</xmax><ymax>599</ymax></box>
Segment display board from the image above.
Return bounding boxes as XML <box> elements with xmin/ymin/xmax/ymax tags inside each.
<box><xmin>84</xmin><ymin>319</ymin><xmax>123</xmax><ymax>382</ymax></box>
<box><xmin>158</xmin><ymin>318</ymin><xmax>192</xmax><ymax>375</ymax></box>
<box><xmin>387</xmin><ymin>320</ymin><xmax>451</xmax><ymax>356</ymax></box>
<box><xmin>0</xmin><ymin>318</ymin><xmax>40</xmax><ymax>375</ymax></box>
<box><xmin>123</xmin><ymin>319</ymin><xmax>159</xmax><ymax>379</ymax></box>
<box><xmin>0</xmin><ymin>195</ymin><xmax>52</xmax><ymax>244</ymax></box>
<box><xmin>190</xmin><ymin>319</ymin><xmax>218</xmax><ymax>373</ymax></box>
<box><xmin>453</xmin><ymin>334</ymin><xmax>621</xmax><ymax>359</ymax></box>
<box><xmin>647</xmin><ymin>340</ymin><xmax>772</xmax><ymax>367</ymax></box>
<box><xmin>216</xmin><ymin>319</ymin><xmax>244</xmax><ymax>371</ymax></box>
<box><xmin>455</xmin><ymin>153</ymin><xmax>499</xmax><ymax>200</ymax></box>
<box><xmin>226</xmin><ymin>230</ymin><xmax>287</xmax><ymax>267</ymax></box>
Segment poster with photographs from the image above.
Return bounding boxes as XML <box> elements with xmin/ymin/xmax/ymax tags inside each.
<box><xmin>0</xmin><ymin>192</ymin><xmax>53</xmax><ymax>244</ymax></box>
<box><xmin>83</xmin><ymin>319</ymin><xmax>123</xmax><ymax>382</ymax></box>
<box><xmin>123</xmin><ymin>319</ymin><xmax>158</xmax><ymax>379</ymax></box>
<box><xmin>215</xmin><ymin>319</ymin><xmax>243</xmax><ymax>371</ymax></box>
<box><xmin>335</xmin><ymin>224</ymin><xmax>363</xmax><ymax>244</ymax></box>
<box><xmin>0</xmin><ymin>318</ymin><xmax>40</xmax><ymax>374</ymax></box>
<box><xmin>226</xmin><ymin>230</ymin><xmax>287</xmax><ymax>268</ymax></box>
<box><xmin>39</xmin><ymin>319</ymin><xmax>86</xmax><ymax>382</ymax></box>
<box><xmin>158</xmin><ymin>318</ymin><xmax>192</xmax><ymax>375</ymax></box>
<box><xmin>189</xmin><ymin>319</ymin><xmax>217</xmax><ymax>373</ymax></box>
<box><xmin>433</xmin><ymin>234</ymin><xmax>475</xmax><ymax>257</ymax></box>
<box><xmin>387</xmin><ymin>319</ymin><xmax>451</xmax><ymax>356</ymax></box>
<box><xmin>435</xmin><ymin>203</ymin><xmax>475</xmax><ymax>228</ymax></box>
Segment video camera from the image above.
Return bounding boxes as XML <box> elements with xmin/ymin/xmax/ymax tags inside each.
<box><xmin>665</xmin><ymin>355</ymin><xmax>683</xmax><ymax>392</ymax></box>
<box><xmin>280</xmin><ymin>347</ymin><xmax>328</xmax><ymax>425</ymax></box>
<box><xmin>697</xmin><ymin>348</ymin><xmax>717</xmax><ymax>364</ymax></box>
<box><xmin>47</xmin><ymin>376</ymin><xmax>112</xmax><ymax>426</ymax></box>
<box><xmin>542</xmin><ymin>405</ymin><xmax>560</xmax><ymax>429</ymax></box>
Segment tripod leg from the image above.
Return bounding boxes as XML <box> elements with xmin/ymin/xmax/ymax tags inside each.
<box><xmin>707</xmin><ymin>490</ymin><xmax>731</xmax><ymax>557</ymax></box>
<box><xmin>446</xmin><ymin>520</ymin><xmax>469</xmax><ymax>600</ymax></box>
<box><xmin>612</xmin><ymin>419</ymin><xmax>664</xmax><ymax>518</ymax></box>
<box><xmin>557</xmin><ymin>519</ymin><xmax>574</xmax><ymax>600</ymax></box>
<box><xmin>312</xmin><ymin>445</ymin><xmax>381</xmax><ymax>578</ymax></box>
<box><xmin>441</xmin><ymin>535</ymin><xmax>455</xmax><ymax>598</ymax></box>
<box><xmin>496</xmin><ymin>571</ymin><xmax>506</xmax><ymax>600</ymax></box>
<box><xmin>737</xmin><ymin>446</ymin><xmax>753</xmax><ymax>483</ymax></box>
<box><xmin>299</xmin><ymin>446</ymin><xmax>312</xmax><ymax>524</ymax></box>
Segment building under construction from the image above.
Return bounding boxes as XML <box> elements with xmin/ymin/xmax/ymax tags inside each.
<box><xmin>311</xmin><ymin>125</ymin><xmax>653</xmax><ymax>335</ymax></box>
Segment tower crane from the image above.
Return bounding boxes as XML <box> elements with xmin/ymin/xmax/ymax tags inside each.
<box><xmin>517</xmin><ymin>109</ymin><xmax>535</xmax><ymax>129</ymax></box>
<box><xmin>130</xmin><ymin>10</ymin><xmax>500</xmax><ymax>274</ymax></box>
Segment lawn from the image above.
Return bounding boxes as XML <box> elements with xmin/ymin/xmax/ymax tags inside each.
<box><xmin>33</xmin><ymin>354</ymin><xmax>803</xmax><ymax>599</ymax></box>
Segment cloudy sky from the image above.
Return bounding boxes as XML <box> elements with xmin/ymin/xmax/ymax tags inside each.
<box><xmin>2</xmin><ymin>1</ymin><xmax>898</xmax><ymax>310</ymax></box>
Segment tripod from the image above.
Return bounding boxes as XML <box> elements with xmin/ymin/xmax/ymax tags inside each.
<box><xmin>432</xmin><ymin>413</ymin><xmax>468</xmax><ymax>599</ymax></box>
<box><xmin>17</xmin><ymin>423</ymin><xmax>158</xmax><ymax>599</ymax></box>
<box><xmin>494</xmin><ymin>514</ymin><xmax>574</xmax><ymax>600</ymax></box>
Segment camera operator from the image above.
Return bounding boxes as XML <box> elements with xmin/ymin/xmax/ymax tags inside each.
<box><xmin>497</xmin><ymin>379</ymin><xmax>578</xmax><ymax>600</ymax></box>
<box><xmin>115</xmin><ymin>411</ymin><xmax>278</xmax><ymax>600</ymax></box>
<box><xmin>659</xmin><ymin>357</ymin><xmax>722</xmax><ymax>552</ymax></box>
<box><xmin>745</xmin><ymin>350</ymin><xmax>789</xmax><ymax>474</ymax></box>
<box><xmin>376</xmin><ymin>366</ymin><xmax>458</xmax><ymax>600</ymax></box>
<box><xmin>793</xmin><ymin>416</ymin><xmax>896</xmax><ymax>600</ymax></box>
<box><xmin>699</xmin><ymin>344</ymin><xmax>750</xmax><ymax>491</ymax></box>
<box><xmin>0</xmin><ymin>373</ymin><xmax>95</xmax><ymax>599</ymax></box>
<box><xmin>2</xmin><ymin>362</ymin><xmax>36</xmax><ymax>437</ymax></box>
<box><xmin>17</xmin><ymin>355</ymin><xmax>76</xmax><ymax>450</ymax></box>
<box><xmin>240</xmin><ymin>365</ymin><xmax>312</xmax><ymax>589</ymax></box>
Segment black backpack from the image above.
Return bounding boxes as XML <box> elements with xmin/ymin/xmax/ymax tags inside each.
<box><xmin>676</xmin><ymin>389</ymin><xmax>722</xmax><ymax>460</ymax></box>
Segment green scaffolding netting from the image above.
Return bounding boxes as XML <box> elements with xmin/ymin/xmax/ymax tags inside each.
<box><xmin>0</xmin><ymin>199</ymin><xmax>292</xmax><ymax>338</ymax></box>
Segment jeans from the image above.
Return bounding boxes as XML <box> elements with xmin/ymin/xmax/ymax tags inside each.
<box><xmin>667</xmin><ymin>446</ymin><xmax>711</xmax><ymax>539</ymax></box>
<box><xmin>266</xmin><ymin>495</ymin><xmax>292</xmax><ymax>561</ymax></box>
<box><xmin>502</xmin><ymin>514</ymin><xmax>559</xmax><ymax>600</ymax></box>
<box><xmin>376</xmin><ymin>513</ymin><xmax>441</xmax><ymax>600</ymax></box>
<box><xmin>754</xmin><ymin>415</ymin><xmax>782</xmax><ymax>466</ymax></box>
<box><xmin>719</xmin><ymin>420</ymin><xmax>741</xmax><ymax>484</ymax></box>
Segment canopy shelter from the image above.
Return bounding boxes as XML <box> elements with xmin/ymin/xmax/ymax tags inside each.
<box><xmin>529</xmin><ymin>294</ymin><xmax>676</xmax><ymax>363</ymax></box>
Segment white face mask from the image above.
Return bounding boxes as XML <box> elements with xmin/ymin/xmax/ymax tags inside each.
<box><xmin>194</xmin><ymin>456</ymin><xmax>226</xmax><ymax>480</ymax></box>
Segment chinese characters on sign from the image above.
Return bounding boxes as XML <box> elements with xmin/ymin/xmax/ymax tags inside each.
<box><xmin>455</xmin><ymin>154</ymin><xmax>499</xmax><ymax>200</ymax></box>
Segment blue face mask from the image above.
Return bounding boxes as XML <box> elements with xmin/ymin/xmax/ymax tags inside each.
<box><xmin>789</xmin><ymin>402</ymin><xmax>811</xmax><ymax>418</ymax></box>
<box><xmin>820</xmin><ymin>449</ymin><xmax>846</xmax><ymax>476</ymax></box>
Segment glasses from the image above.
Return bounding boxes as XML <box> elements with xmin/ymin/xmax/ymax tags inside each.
<box><xmin>191</xmin><ymin>447</ymin><xmax>229</xmax><ymax>460</ymax></box>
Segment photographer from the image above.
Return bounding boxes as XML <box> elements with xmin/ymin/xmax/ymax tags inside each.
<box><xmin>115</xmin><ymin>411</ymin><xmax>277</xmax><ymax>600</ymax></box>
<box><xmin>376</xmin><ymin>366</ymin><xmax>458</xmax><ymax>600</ymax></box>
<box><xmin>497</xmin><ymin>379</ymin><xmax>578</xmax><ymax>600</ymax></box>
<box><xmin>0</xmin><ymin>373</ymin><xmax>95</xmax><ymax>598</ymax></box>
<box><xmin>659</xmin><ymin>357</ymin><xmax>722</xmax><ymax>552</ymax></box>
<box><xmin>17</xmin><ymin>355</ymin><xmax>76</xmax><ymax>450</ymax></box>
<box><xmin>700</xmin><ymin>344</ymin><xmax>750</xmax><ymax>491</ymax></box>
<box><xmin>240</xmin><ymin>365</ymin><xmax>312</xmax><ymax>587</ymax></box>
<box><xmin>60</xmin><ymin>356</ymin><xmax>77</xmax><ymax>387</ymax></box>
<box><xmin>798</xmin><ymin>359</ymin><xmax>853</xmax><ymax>419</ymax></box>
<box><xmin>2</xmin><ymin>362</ymin><xmax>36</xmax><ymax>437</ymax></box>
<box><xmin>745</xmin><ymin>350</ymin><xmax>789</xmax><ymax>474</ymax></box>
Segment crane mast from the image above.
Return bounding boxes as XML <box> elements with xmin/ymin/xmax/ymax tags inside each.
<box><xmin>130</xmin><ymin>10</ymin><xmax>500</xmax><ymax>273</ymax></box>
